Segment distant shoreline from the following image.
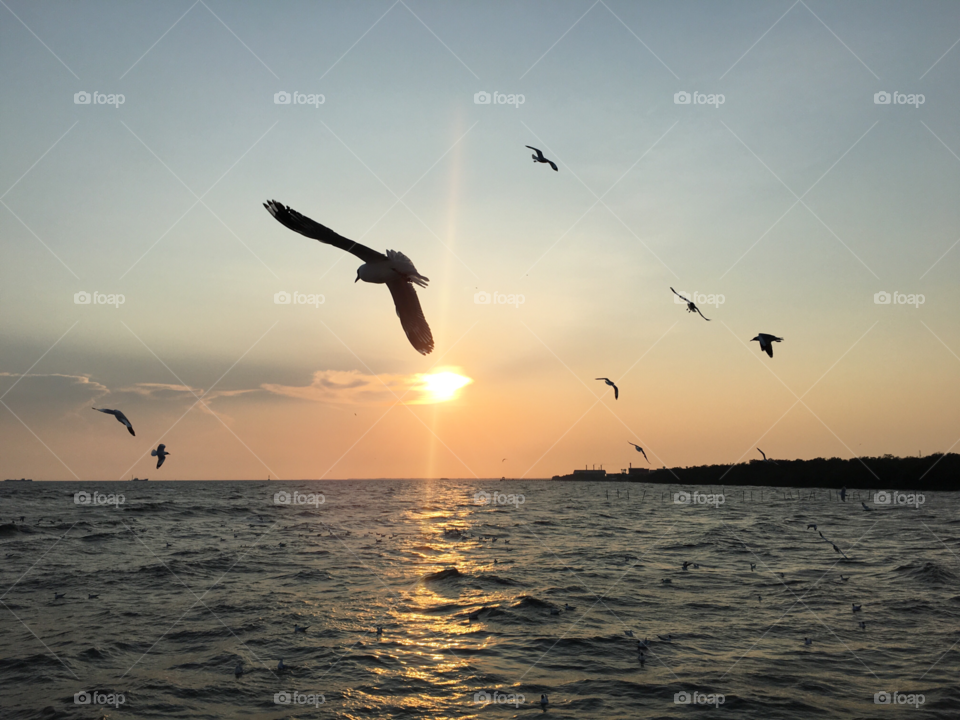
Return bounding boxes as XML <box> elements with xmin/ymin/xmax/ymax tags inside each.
<box><xmin>552</xmin><ymin>453</ymin><xmax>960</xmax><ymax>491</ymax></box>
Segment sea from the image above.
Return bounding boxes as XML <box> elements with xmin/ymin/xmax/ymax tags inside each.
<box><xmin>1</xmin><ymin>480</ymin><xmax>957</xmax><ymax>719</ymax></box>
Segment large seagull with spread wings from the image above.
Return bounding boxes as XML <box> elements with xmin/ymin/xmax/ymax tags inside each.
<box><xmin>264</xmin><ymin>200</ymin><xmax>434</xmax><ymax>355</ymax></box>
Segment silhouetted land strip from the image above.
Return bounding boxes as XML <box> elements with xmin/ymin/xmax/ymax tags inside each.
<box><xmin>553</xmin><ymin>454</ymin><xmax>960</xmax><ymax>491</ymax></box>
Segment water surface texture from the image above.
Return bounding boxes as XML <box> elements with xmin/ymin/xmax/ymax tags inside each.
<box><xmin>1</xmin><ymin>480</ymin><xmax>958</xmax><ymax>719</ymax></box>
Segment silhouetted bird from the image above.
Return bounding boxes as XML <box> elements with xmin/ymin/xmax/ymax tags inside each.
<box><xmin>526</xmin><ymin>146</ymin><xmax>558</xmax><ymax>171</ymax></box>
<box><xmin>264</xmin><ymin>200</ymin><xmax>434</xmax><ymax>354</ymax></box>
<box><xmin>671</xmin><ymin>288</ymin><xmax>710</xmax><ymax>320</ymax></box>
<box><xmin>628</xmin><ymin>442</ymin><xmax>649</xmax><ymax>462</ymax></box>
<box><xmin>807</xmin><ymin>524</ymin><xmax>817</xmax><ymax>530</ymax></box>
<box><xmin>751</xmin><ymin>333</ymin><xmax>783</xmax><ymax>358</ymax></box>
<box><xmin>151</xmin><ymin>443</ymin><xmax>169</xmax><ymax>469</ymax></box>
<box><xmin>596</xmin><ymin>377</ymin><xmax>619</xmax><ymax>400</ymax></box>
<box><xmin>92</xmin><ymin>407</ymin><xmax>135</xmax><ymax>436</ymax></box>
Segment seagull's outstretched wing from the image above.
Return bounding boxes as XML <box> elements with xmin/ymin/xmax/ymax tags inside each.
<box><xmin>670</xmin><ymin>287</ymin><xmax>690</xmax><ymax>303</ymax></box>
<box><xmin>613</xmin><ymin>384</ymin><xmax>618</xmax><ymax>400</ymax></box>
<box><xmin>156</xmin><ymin>454</ymin><xmax>166</xmax><ymax>469</ymax></box>
<box><xmin>758</xmin><ymin>448</ymin><xmax>767</xmax><ymax>460</ymax></box>
<box><xmin>547</xmin><ymin>159</ymin><xmax>558</xmax><ymax>171</ymax></box>
<box><xmin>264</xmin><ymin>200</ymin><xmax>386</xmax><ymax>264</ymax></box>
<box><xmin>694</xmin><ymin>306</ymin><xmax>711</xmax><ymax>321</ymax></box>
<box><xmin>386</xmin><ymin>278</ymin><xmax>434</xmax><ymax>355</ymax></box>
<box><xmin>525</xmin><ymin>145</ymin><xmax>545</xmax><ymax>160</ymax></box>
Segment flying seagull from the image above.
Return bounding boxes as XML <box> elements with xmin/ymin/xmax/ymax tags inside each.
<box><xmin>628</xmin><ymin>442</ymin><xmax>649</xmax><ymax>462</ymax></box>
<box><xmin>596</xmin><ymin>377</ymin><xmax>619</xmax><ymax>400</ymax></box>
<box><xmin>670</xmin><ymin>288</ymin><xmax>710</xmax><ymax>320</ymax></box>
<box><xmin>151</xmin><ymin>443</ymin><xmax>169</xmax><ymax>469</ymax></box>
<box><xmin>525</xmin><ymin>146</ymin><xmax>558</xmax><ymax>171</ymax></box>
<box><xmin>264</xmin><ymin>200</ymin><xmax>434</xmax><ymax>355</ymax></box>
<box><xmin>861</xmin><ymin>502</ymin><xmax>872</xmax><ymax>512</ymax></box>
<box><xmin>807</xmin><ymin>524</ymin><xmax>817</xmax><ymax>530</ymax></box>
<box><xmin>92</xmin><ymin>408</ymin><xmax>135</xmax><ymax>436</ymax></box>
<box><xmin>751</xmin><ymin>333</ymin><xmax>783</xmax><ymax>358</ymax></box>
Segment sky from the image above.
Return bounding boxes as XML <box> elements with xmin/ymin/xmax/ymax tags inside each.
<box><xmin>1</xmin><ymin>0</ymin><xmax>959</xmax><ymax>481</ymax></box>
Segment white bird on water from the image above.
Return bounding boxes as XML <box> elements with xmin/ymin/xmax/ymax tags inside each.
<box><xmin>92</xmin><ymin>407</ymin><xmax>135</xmax><ymax>436</ymax></box>
<box><xmin>751</xmin><ymin>333</ymin><xmax>783</xmax><ymax>358</ymax></box>
<box><xmin>151</xmin><ymin>443</ymin><xmax>169</xmax><ymax>469</ymax></box>
<box><xmin>264</xmin><ymin>200</ymin><xmax>434</xmax><ymax>355</ymax></box>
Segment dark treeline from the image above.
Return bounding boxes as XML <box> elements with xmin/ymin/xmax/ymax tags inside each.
<box><xmin>628</xmin><ymin>454</ymin><xmax>960</xmax><ymax>491</ymax></box>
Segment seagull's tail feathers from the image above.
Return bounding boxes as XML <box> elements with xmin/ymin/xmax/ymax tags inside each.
<box><xmin>386</xmin><ymin>250</ymin><xmax>429</xmax><ymax>287</ymax></box>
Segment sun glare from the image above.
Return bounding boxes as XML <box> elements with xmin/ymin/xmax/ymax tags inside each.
<box><xmin>418</xmin><ymin>372</ymin><xmax>472</xmax><ymax>403</ymax></box>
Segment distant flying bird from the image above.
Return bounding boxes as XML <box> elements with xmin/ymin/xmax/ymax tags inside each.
<box><xmin>88</xmin><ymin>594</ymin><xmax>99</xmax><ymax>599</ymax></box>
<box><xmin>294</xmin><ymin>624</ymin><xmax>308</xmax><ymax>633</ymax></box>
<box><xmin>852</xmin><ymin>604</ymin><xmax>862</xmax><ymax>613</ymax></box>
<box><xmin>628</xmin><ymin>442</ymin><xmax>649</xmax><ymax>462</ymax></box>
<box><xmin>526</xmin><ymin>146</ymin><xmax>558</xmax><ymax>171</ymax></box>
<box><xmin>804</xmin><ymin>637</ymin><xmax>813</xmax><ymax>646</ymax></box>
<box><xmin>751</xmin><ymin>333</ymin><xmax>783</xmax><ymax>358</ymax></box>
<box><xmin>807</xmin><ymin>524</ymin><xmax>817</xmax><ymax>530</ymax></box>
<box><xmin>861</xmin><ymin>502</ymin><xmax>872</xmax><ymax>512</ymax></box>
<box><xmin>92</xmin><ymin>408</ymin><xmax>135</xmax><ymax>436</ymax></box>
<box><xmin>596</xmin><ymin>378</ymin><xmax>619</xmax><ymax>400</ymax></box>
<box><xmin>54</xmin><ymin>592</ymin><xmax>65</xmax><ymax>600</ymax></box>
<box><xmin>624</xmin><ymin>630</ymin><xmax>634</xmax><ymax>637</ymax></box>
<box><xmin>264</xmin><ymin>200</ymin><xmax>434</xmax><ymax>355</ymax></box>
<box><xmin>670</xmin><ymin>288</ymin><xmax>710</xmax><ymax>321</ymax></box>
<box><xmin>750</xmin><ymin>563</ymin><xmax>756</xmax><ymax>571</ymax></box>
<box><xmin>151</xmin><ymin>443</ymin><xmax>169</xmax><ymax>469</ymax></box>
<box><xmin>840</xmin><ymin>575</ymin><xmax>849</xmax><ymax>582</ymax></box>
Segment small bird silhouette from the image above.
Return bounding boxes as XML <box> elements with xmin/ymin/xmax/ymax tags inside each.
<box><xmin>751</xmin><ymin>333</ymin><xmax>783</xmax><ymax>358</ymax></box>
<box><xmin>628</xmin><ymin>442</ymin><xmax>649</xmax><ymax>462</ymax></box>
<box><xmin>596</xmin><ymin>377</ymin><xmax>619</xmax><ymax>400</ymax></box>
<box><xmin>526</xmin><ymin>146</ymin><xmax>558</xmax><ymax>171</ymax></box>
<box><xmin>92</xmin><ymin>407</ymin><xmax>135</xmax><ymax>436</ymax></box>
<box><xmin>671</xmin><ymin>288</ymin><xmax>710</xmax><ymax>320</ymax></box>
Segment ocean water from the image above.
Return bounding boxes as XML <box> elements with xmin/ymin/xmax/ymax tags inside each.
<box><xmin>1</xmin><ymin>480</ymin><xmax>958</xmax><ymax>719</ymax></box>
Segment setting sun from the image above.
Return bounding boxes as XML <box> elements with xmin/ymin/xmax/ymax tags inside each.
<box><xmin>417</xmin><ymin>372</ymin><xmax>473</xmax><ymax>404</ymax></box>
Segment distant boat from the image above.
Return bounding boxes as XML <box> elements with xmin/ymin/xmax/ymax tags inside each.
<box><xmin>130</xmin><ymin>477</ymin><xmax>149</xmax><ymax>482</ymax></box>
<box><xmin>4</xmin><ymin>478</ymin><xmax>33</xmax><ymax>482</ymax></box>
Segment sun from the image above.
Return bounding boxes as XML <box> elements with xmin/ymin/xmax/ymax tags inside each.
<box><xmin>418</xmin><ymin>371</ymin><xmax>472</xmax><ymax>404</ymax></box>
